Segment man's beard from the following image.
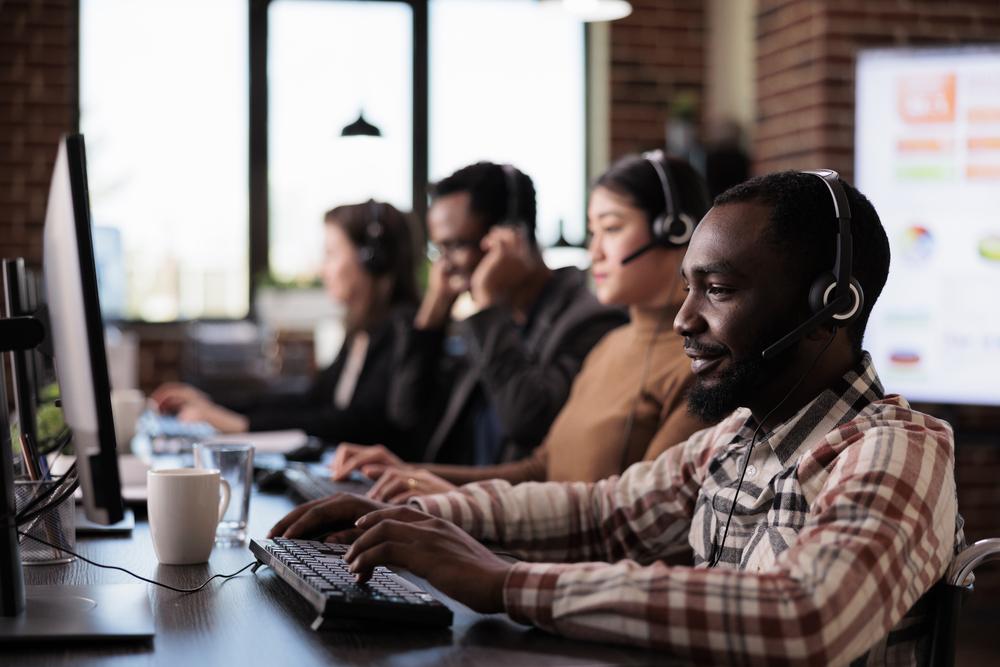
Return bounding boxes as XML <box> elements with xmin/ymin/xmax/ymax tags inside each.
<box><xmin>686</xmin><ymin>355</ymin><xmax>768</xmax><ymax>422</ymax></box>
<box><xmin>685</xmin><ymin>323</ymin><xmax>801</xmax><ymax>423</ymax></box>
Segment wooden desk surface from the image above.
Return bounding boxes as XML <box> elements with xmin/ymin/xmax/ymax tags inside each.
<box><xmin>11</xmin><ymin>489</ymin><xmax>673</xmax><ymax>666</ymax></box>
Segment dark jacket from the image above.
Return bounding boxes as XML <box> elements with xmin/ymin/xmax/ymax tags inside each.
<box><xmin>246</xmin><ymin>305</ymin><xmax>419</xmax><ymax>459</ymax></box>
<box><xmin>389</xmin><ymin>267</ymin><xmax>627</xmax><ymax>465</ymax></box>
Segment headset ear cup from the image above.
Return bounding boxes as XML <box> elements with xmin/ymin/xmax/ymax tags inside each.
<box><xmin>360</xmin><ymin>220</ymin><xmax>388</xmax><ymax>275</ymax></box>
<box><xmin>359</xmin><ymin>247</ymin><xmax>384</xmax><ymax>274</ymax></box>
<box><xmin>809</xmin><ymin>273</ymin><xmax>864</xmax><ymax>323</ymax></box>
<box><xmin>651</xmin><ymin>214</ymin><xmax>669</xmax><ymax>241</ymax></box>
<box><xmin>808</xmin><ymin>273</ymin><xmax>835</xmax><ymax>315</ymax></box>
<box><xmin>836</xmin><ymin>278</ymin><xmax>864</xmax><ymax>324</ymax></box>
<box><xmin>667</xmin><ymin>213</ymin><xmax>696</xmax><ymax>246</ymax></box>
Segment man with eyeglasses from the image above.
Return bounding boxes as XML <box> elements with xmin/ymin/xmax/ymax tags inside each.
<box><xmin>387</xmin><ymin>161</ymin><xmax>626</xmax><ymax>466</ymax></box>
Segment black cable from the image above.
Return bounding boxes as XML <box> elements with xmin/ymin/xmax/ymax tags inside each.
<box><xmin>43</xmin><ymin>427</ymin><xmax>75</xmax><ymax>468</ymax></box>
<box><xmin>708</xmin><ymin>329</ymin><xmax>838</xmax><ymax>568</ymax></box>
<box><xmin>16</xmin><ymin>464</ymin><xmax>78</xmax><ymax>525</ymax></box>
<box><xmin>17</xmin><ymin>473</ymin><xmax>79</xmax><ymax>526</ymax></box>
<box><xmin>14</xmin><ymin>428</ymin><xmax>77</xmax><ymax>524</ymax></box>
<box><xmin>16</xmin><ymin>530</ymin><xmax>256</xmax><ymax>593</ymax></box>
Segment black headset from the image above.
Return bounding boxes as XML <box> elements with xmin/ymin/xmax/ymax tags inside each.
<box><xmin>761</xmin><ymin>169</ymin><xmax>865</xmax><ymax>360</ymax></box>
<box><xmin>500</xmin><ymin>164</ymin><xmax>525</xmax><ymax>229</ymax></box>
<box><xmin>357</xmin><ymin>199</ymin><xmax>389</xmax><ymax>275</ymax></box>
<box><xmin>621</xmin><ymin>149</ymin><xmax>697</xmax><ymax>265</ymax></box>
<box><xmin>709</xmin><ymin>169</ymin><xmax>862</xmax><ymax>568</ymax></box>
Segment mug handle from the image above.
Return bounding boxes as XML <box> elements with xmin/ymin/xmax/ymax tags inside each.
<box><xmin>217</xmin><ymin>479</ymin><xmax>231</xmax><ymax>524</ymax></box>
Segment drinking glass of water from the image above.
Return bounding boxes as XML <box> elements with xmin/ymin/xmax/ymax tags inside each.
<box><xmin>193</xmin><ymin>442</ymin><xmax>254</xmax><ymax>546</ymax></box>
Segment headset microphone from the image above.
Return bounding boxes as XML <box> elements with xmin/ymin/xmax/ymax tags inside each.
<box><xmin>620</xmin><ymin>240</ymin><xmax>657</xmax><ymax>265</ymax></box>
<box><xmin>708</xmin><ymin>170</ymin><xmax>862</xmax><ymax>568</ymax></box>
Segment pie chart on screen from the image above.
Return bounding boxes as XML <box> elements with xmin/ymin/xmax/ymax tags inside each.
<box><xmin>899</xmin><ymin>225</ymin><xmax>935</xmax><ymax>262</ymax></box>
<box><xmin>979</xmin><ymin>235</ymin><xmax>1000</xmax><ymax>262</ymax></box>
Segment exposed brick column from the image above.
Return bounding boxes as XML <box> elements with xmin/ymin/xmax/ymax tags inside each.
<box><xmin>608</xmin><ymin>0</ymin><xmax>706</xmax><ymax>159</ymax></box>
<box><xmin>754</xmin><ymin>0</ymin><xmax>1000</xmax><ymax>179</ymax></box>
<box><xmin>0</xmin><ymin>0</ymin><xmax>77</xmax><ymax>268</ymax></box>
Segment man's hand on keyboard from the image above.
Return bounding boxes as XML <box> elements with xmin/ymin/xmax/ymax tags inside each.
<box><xmin>268</xmin><ymin>493</ymin><xmax>390</xmax><ymax>543</ymax></box>
<box><xmin>345</xmin><ymin>505</ymin><xmax>511</xmax><ymax>614</ymax></box>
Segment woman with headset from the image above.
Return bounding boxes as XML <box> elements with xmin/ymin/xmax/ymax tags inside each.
<box><xmin>331</xmin><ymin>153</ymin><xmax>718</xmax><ymax>500</ymax></box>
<box><xmin>152</xmin><ymin>200</ymin><xmax>424</xmax><ymax>459</ymax></box>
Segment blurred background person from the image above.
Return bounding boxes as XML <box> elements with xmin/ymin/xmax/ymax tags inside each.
<box><xmin>152</xmin><ymin>200</ymin><xmax>423</xmax><ymax>459</ymax></box>
<box><xmin>387</xmin><ymin>161</ymin><xmax>628</xmax><ymax>467</ymax></box>
<box><xmin>333</xmin><ymin>152</ymin><xmax>716</xmax><ymax>502</ymax></box>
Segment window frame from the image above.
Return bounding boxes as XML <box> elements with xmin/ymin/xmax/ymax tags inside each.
<box><xmin>249</xmin><ymin>0</ymin><xmax>427</xmax><ymax>318</ymax></box>
<box><xmin>77</xmin><ymin>0</ymin><xmax>589</xmax><ymax>324</ymax></box>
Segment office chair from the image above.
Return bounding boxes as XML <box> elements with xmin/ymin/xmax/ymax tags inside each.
<box><xmin>928</xmin><ymin>537</ymin><xmax>1000</xmax><ymax>666</ymax></box>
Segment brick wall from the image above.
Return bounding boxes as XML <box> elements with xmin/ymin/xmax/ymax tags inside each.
<box><xmin>754</xmin><ymin>0</ymin><xmax>1000</xmax><ymax>179</ymax></box>
<box><xmin>3</xmin><ymin>2</ymin><xmax>1000</xmax><ymax>583</ymax></box>
<box><xmin>0</xmin><ymin>0</ymin><xmax>77</xmax><ymax>268</ymax></box>
<box><xmin>753</xmin><ymin>0</ymin><xmax>1000</xmax><ymax>594</ymax></box>
<box><xmin>608</xmin><ymin>0</ymin><xmax>705</xmax><ymax>158</ymax></box>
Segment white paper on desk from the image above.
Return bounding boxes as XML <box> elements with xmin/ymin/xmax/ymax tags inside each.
<box><xmin>201</xmin><ymin>430</ymin><xmax>309</xmax><ymax>454</ymax></box>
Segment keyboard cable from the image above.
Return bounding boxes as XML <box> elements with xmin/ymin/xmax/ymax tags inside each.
<box><xmin>16</xmin><ymin>530</ymin><xmax>256</xmax><ymax>594</ymax></box>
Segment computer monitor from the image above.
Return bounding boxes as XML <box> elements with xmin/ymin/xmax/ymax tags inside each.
<box><xmin>2</xmin><ymin>259</ymin><xmax>43</xmax><ymax>478</ymax></box>
<box><xmin>0</xmin><ymin>134</ymin><xmax>152</xmax><ymax>641</ymax></box>
<box><xmin>42</xmin><ymin>134</ymin><xmax>125</xmax><ymax>526</ymax></box>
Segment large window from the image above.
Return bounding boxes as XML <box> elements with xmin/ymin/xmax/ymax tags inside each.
<box><xmin>80</xmin><ymin>0</ymin><xmax>249</xmax><ymax>321</ymax></box>
<box><xmin>80</xmin><ymin>0</ymin><xmax>586</xmax><ymax>321</ymax></box>
<box><xmin>430</xmin><ymin>0</ymin><xmax>586</xmax><ymax>248</ymax></box>
<box><xmin>268</xmin><ymin>1</ymin><xmax>413</xmax><ymax>283</ymax></box>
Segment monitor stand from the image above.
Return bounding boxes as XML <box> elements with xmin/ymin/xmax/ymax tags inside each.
<box><xmin>0</xmin><ymin>321</ymin><xmax>154</xmax><ymax>643</ymax></box>
<box><xmin>0</xmin><ymin>584</ymin><xmax>154</xmax><ymax>642</ymax></box>
<box><xmin>75</xmin><ymin>506</ymin><xmax>135</xmax><ymax>535</ymax></box>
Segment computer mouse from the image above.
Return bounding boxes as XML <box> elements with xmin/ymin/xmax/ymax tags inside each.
<box><xmin>255</xmin><ymin>469</ymin><xmax>288</xmax><ymax>494</ymax></box>
<box><xmin>284</xmin><ymin>437</ymin><xmax>325</xmax><ymax>462</ymax></box>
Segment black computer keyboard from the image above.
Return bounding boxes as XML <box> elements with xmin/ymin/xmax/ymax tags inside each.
<box><xmin>249</xmin><ymin>537</ymin><xmax>453</xmax><ymax>630</ymax></box>
<box><xmin>281</xmin><ymin>462</ymin><xmax>372</xmax><ymax>501</ymax></box>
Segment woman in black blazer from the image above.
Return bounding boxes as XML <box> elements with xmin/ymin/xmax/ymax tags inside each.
<box><xmin>152</xmin><ymin>200</ymin><xmax>422</xmax><ymax>458</ymax></box>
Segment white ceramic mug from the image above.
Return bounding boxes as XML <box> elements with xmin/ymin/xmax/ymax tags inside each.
<box><xmin>147</xmin><ymin>468</ymin><xmax>231</xmax><ymax>565</ymax></box>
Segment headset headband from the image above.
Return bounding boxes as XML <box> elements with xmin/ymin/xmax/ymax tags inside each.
<box><xmin>642</xmin><ymin>149</ymin><xmax>677</xmax><ymax>225</ymax></box>
<box><xmin>802</xmin><ymin>169</ymin><xmax>853</xmax><ymax>306</ymax></box>
<box><xmin>501</xmin><ymin>164</ymin><xmax>520</xmax><ymax>227</ymax></box>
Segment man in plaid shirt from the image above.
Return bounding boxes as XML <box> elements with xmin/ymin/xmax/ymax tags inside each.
<box><xmin>272</xmin><ymin>172</ymin><xmax>962</xmax><ymax>665</ymax></box>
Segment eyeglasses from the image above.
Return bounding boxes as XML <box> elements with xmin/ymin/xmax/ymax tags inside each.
<box><xmin>426</xmin><ymin>239</ymin><xmax>482</xmax><ymax>262</ymax></box>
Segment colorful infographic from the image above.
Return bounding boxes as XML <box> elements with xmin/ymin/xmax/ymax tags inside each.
<box><xmin>856</xmin><ymin>47</ymin><xmax>1000</xmax><ymax>406</ymax></box>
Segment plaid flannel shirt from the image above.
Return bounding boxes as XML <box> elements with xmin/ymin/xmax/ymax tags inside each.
<box><xmin>413</xmin><ymin>354</ymin><xmax>963</xmax><ymax>665</ymax></box>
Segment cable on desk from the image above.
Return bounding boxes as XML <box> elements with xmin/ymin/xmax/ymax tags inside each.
<box><xmin>16</xmin><ymin>467</ymin><xmax>78</xmax><ymax>526</ymax></box>
<box><xmin>15</xmin><ymin>431</ymin><xmax>78</xmax><ymax>525</ymax></box>
<box><xmin>16</xmin><ymin>530</ymin><xmax>256</xmax><ymax>593</ymax></box>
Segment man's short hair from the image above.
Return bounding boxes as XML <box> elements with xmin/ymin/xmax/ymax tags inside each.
<box><xmin>429</xmin><ymin>162</ymin><xmax>537</xmax><ymax>243</ymax></box>
<box><xmin>714</xmin><ymin>171</ymin><xmax>891</xmax><ymax>353</ymax></box>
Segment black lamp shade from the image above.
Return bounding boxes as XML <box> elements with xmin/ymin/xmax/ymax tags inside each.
<box><xmin>341</xmin><ymin>111</ymin><xmax>381</xmax><ymax>137</ymax></box>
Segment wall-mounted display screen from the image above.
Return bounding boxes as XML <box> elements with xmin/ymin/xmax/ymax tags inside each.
<box><xmin>856</xmin><ymin>47</ymin><xmax>1000</xmax><ymax>406</ymax></box>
